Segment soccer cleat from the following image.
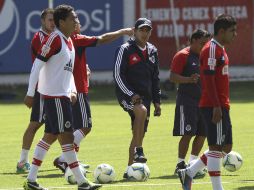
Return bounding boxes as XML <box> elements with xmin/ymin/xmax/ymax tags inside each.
<box><xmin>78</xmin><ymin>182</ymin><xmax>102</xmax><ymax>190</ymax></box>
<box><xmin>178</xmin><ymin>169</ymin><xmax>192</xmax><ymax>190</ymax></box>
<box><xmin>17</xmin><ymin>162</ymin><xmax>30</xmax><ymax>173</ymax></box>
<box><xmin>174</xmin><ymin>161</ymin><xmax>187</xmax><ymax>175</ymax></box>
<box><xmin>79</xmin><ymin>162</ymin><xmax>90</xmax><ymax>169</ymax></box>
<box><xmin>53</xmin><ymin>157</ymin><xmax>68</xmax><ymax>173</ymax></box>
<box><xmin>123</xmin><ymin>172</ymin><xmax>128</xmax><ymax>179</ymax></box>
<box><xmin>133</xmin><ymin>147</ymin><xmax>147</xmax><ymax>163</ymax></box>
<box><xmin>23</xmin><ymin>180</ymin><xmax>48</xmax><ymax>190</ymax></box>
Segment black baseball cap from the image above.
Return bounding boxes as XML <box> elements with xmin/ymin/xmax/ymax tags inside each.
<box><xmin>135</xmin><ymin>18</ymin><xmax>152</xmax><ymax>29</ymax></box>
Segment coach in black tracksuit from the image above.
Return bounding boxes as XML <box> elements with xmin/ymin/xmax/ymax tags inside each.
<box><xmin>113</xmin><ymin>18</ymin><xmax>161</xmax><ymax>178</ymax></box>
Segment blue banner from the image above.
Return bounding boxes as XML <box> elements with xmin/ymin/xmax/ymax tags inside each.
<box><xmin>0</xmin><ymin>0</ymin><xmax>124</xmax><ymax>73</ymax></box>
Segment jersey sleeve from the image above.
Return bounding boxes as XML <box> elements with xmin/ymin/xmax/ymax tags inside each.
<box><xmin>31</xmin><ymin>33</ymin><xmax>42</xmax><ymax>63</ymax></box>
<box><xmin>72</xmin><ymin>34</ymin><xmax>98</xmax><ymax>47</ymax></box>
<box><xmin>170</xmin><ymin>52</ymin><xmax>188</xmax><ymax>74</ymax></box>
<box><xmin>36</xmin><ymin>33</ymin><xmax>61</xmax><ymax>62</ymax></box>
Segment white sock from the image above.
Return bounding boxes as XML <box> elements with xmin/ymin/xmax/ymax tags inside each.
<box><xmin>178</xmin><ymin>158</ymin><xmax>185</xmax><ymax>163</ymax></box>
<box><xmin>188</xmin><ymin>154</ymin><xmax>198</xmax><ymax>163</ymax></box>
<box><xmin>61</xmin><ymin>144</ymin><xmax>86</xmax><ymax>185</ymax></box>
<box><xmin>27</xmin><ymin>140</ymin><xmax>50</xmax><ymax>182</ymax></box>
<box><xmin>59</xmin><ymin>153</ymin><xmax>65</xmax><ymax>162</ymax></box>
<box><xmin>207</xmin><ymin>151</ymin><xmax>223</xmax><ymax>190</ymax></box>
<box><xmin>186</xmin><ymin>151</ymin><xmax>208</xmax><ymax>178</ymax></box>
<box><xmin>19</xmin><ymin>149</ymin><xmax>29</xmax><ymax>163</ymax></box>
<box><xmin>73</xmin><ymin>129</ymin><xmax>85</xmax><ymax>148</ymax></box>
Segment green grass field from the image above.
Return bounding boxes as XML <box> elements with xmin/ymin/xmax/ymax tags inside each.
<box><xmin>0</xmin><ymin>82</ymin><xmax>254</xmax><ymax>190</ymax></box>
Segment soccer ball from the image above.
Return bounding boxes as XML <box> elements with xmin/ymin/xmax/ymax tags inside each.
<box><xmin>93</xmin><ymin>164</ymin><xmax>115</xmax><ymax>184</ymax></box>
<box><xmin>64</xmin><ymin>166</ymin><xmax>86</xmax><ymax>184</ymax></box>
<box><xmin>127</xmin><ymin>163</ymin><xmax>150</xmax><ymax>181</ymax></box>
<box><xmin>223</xmin><ymin>151</ymin><xmax>243</xmax><ymax>172</ymax></box>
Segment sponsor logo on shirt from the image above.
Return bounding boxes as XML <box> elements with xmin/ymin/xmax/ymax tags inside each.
<box><xmin>64</xmin><ymin>59</ymin><xmax>73</xmax><ymax>72</ymax></box>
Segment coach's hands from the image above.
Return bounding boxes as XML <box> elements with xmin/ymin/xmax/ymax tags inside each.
<box><xmin>189</xmin><ymin>73</ymin><xmax>200</xmax><ymax>83</ymax></box>
<box><xmin>24</xmin><ymin>95</ymin><xmax>34</xmax><ymax>108</ymax></box>
<box><xmin>212</xmin><ymin>107</ymin><xmax>222</xmax><ymax>124</ymax></box>
<box><xmin>154</xmin><ymin>103</ymin><xmax>161</xmax><ymax>117</ymax></box>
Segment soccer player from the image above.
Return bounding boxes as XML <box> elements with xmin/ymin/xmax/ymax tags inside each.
<box><xmin>170</xmin><ymin>29</ymin><xmax>210</xmax><ymax>175</ymax></box>
<box><xmin>16</xmin><ymin>8</ymin><xmax>55</xmax><ymax>173</ymax></box>
<box><xmin>23</xmin><ymin>5</ymin><xmax>101</xmax><ymax>190</ymax></box>
<box><xmin>53</xmin><ymin>17</ymin><xmax>133</xmax><ymax>172</ymax></box>
<box><xmin>113</xmin><ymin>18</ymin><xmax>161</xmax><ymax>178</ymax></box>
<box><xmin>178</xmin><ymin>14</ymin><xmax>237</xmax><ymax>190</ymax></box>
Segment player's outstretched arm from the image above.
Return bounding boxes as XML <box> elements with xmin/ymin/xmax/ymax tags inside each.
<box><xmin>97</xmin><ymin>28</ymin><xmax>134</xmax><ymax>45</ymax></box>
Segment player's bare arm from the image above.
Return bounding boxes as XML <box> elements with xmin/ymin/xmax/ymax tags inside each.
<box><xmin>24</xmin><ymin>96</ymin><xmax>34</xmax><ymax>108</ymax></box>
<box><xmin>97</xmin><ymin>28</ymin><xmax>134</xmax><ymax>45</ymax></box>
<box><xmin>212</xmin><ymin>107</ymin><xmax>222</xmax><ymax>124</ymax></box>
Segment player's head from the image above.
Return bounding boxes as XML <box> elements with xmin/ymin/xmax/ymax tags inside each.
<box><xmin>74</xmin><ymin>17</ymin><xmax>81</xmax><ymax>34</ymax></box>
<box><xmin>214</xmin><ymin>14</ymin><xmax>237</xmax><ymax>44</ymax></box>
<box><xmin>41</xmin><ymin>8</ymin><xmax>55</xmax><ymax>34</ymax></box>
<box><xmin>134</xmin><ymin>18</ymin><xmax>152</xmax><ymax>47</ymax></box>
<box><xmin>190</xmin><ymin>29</ymin><xmax>211</xmax><ymax>53</ymax></box>
<box><xmin>54</xmin><ymin>4</ymin><xmax>78</xmax><ymax>35</ymax></box>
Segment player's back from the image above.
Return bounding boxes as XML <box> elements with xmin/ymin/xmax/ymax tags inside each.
<box><xmin>199</xmin><ymin>39</ymin><xmax>230</xmax><ymax>109</ymax></box>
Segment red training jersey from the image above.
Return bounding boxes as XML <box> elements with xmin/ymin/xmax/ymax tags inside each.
<box><xmin>31</xmin><ymin>29</ymin><xmax>49</xmax><ymax>63</ymax></box>
<box><xmin>199</xmin><ymin>39</ymin><xmax>230</xmax><ymax>109</ymax></box>
<box><xmin>71</xmin><ymin>34</ymin><xmax>97</xmax><ymax>93</ymax></box>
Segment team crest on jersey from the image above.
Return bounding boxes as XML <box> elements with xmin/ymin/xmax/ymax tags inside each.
<box><xmin>65</xmin><ymin>121</ymin><xmax>71</xmax><ymax>128</ymax></box>
<box><xmin>222</xmin><ymin>65</ymin><xmax>229</xmax><ymax>75</ymax></box>
<box><xmin>41</xmin><ymin>44</ymin><xmax>51</xmax><ymax>56</ymax></box>
<box><xmin>64</xmin><ymin>59</ymin><xmax>73</xmax><ymax>72</ymax></box>
<box><xmin>208</xmin><ymin>58</ymin><xmax>216</xmax><ymax>70</ymax></box>
<box><xmin>149</xmin><ymin>55</ymin><xmax>155</xmax><ymax>63</ymax></box>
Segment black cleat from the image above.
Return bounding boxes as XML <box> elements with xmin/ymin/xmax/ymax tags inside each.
<box><xmin>78</xmin><ymin>182</ymin><xmax>102</xmax><ymax>190</ymax></box>
<box><xmin>133</xmin><ymin>147</ymin><xmax>147</xmax><ymax>163</ymax></box>
<box><xmin>23</xmin><ymin>180</ymin><xmax>48</xmax><ymax>190</ymax></box>
<box><xmin>123</xmin><ymin>172</ymin><xmax>128</xmax><ymax>179</ymax></box>
<box><xmin>53</xmin><ymin>157</ymin><xmax>68</xmax><ymax>173</ymax></box>
<box><xmin>174</xmin><ymin>161</ymin><xmax>187</xmax><ymax>175</ymax></box>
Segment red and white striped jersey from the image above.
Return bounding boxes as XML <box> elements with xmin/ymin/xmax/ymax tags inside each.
<box><xmin>31</xmin><ymin>29</ymin><xmax>49</xmax><ymax>63</ymax></box>
<box><xmin>36</xmin><ymin>29</ymin><xmax>76</xmax><ymax>98</ymax></box>
<box><xmin>199</xmin><ymin>39</ymin><xmax>230</xmax><ymax>109</ymax></box>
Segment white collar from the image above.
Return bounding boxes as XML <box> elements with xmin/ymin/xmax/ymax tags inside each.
<box><xmin>56</xmin><ymin>29</ymin><xmax>69</xmax><ymax>41</ymax></box>
<box><xmin>211</xmin><ymin>38</ymin><xmax>224</xmax><ymax>48</ymax></box>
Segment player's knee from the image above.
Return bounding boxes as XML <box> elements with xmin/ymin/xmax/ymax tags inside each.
<box><xmin>133</xmin><ymin>104</ymin><xmax>147</xmax><ymax>118</ymax></box>
<box><xmin>28</xmin><ymin>121</ymin><xmax>42</xmax><ymax>133</ymax></box>
<box><xmin>82</xmin><ymin>128</ymin><xmax>91</xmax><ymax>136</ymax></box>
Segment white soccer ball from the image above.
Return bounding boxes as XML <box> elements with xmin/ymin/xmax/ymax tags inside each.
<box><xmin>93</xmin><ymin>163</ymin><xmax>115</xmax><ymax>184</ymax></box>
<box><xmin>223</xmin><ymin>151</ymin><xmax>243</xmax><ymax>172</ymax></box>
<box><xmin>65</xmin><ymin>166</ymin><xmax>86</xmax><ymax>184</ymax></box>
<box><xmin>127</xmin><ymin>163</ymin><xmax>150</xmax><ymax>181</ymax></box>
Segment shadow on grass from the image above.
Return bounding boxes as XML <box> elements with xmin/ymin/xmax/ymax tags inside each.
<box><xmin>150</xmin><ymin>174</ymin><xmax>178</xmax><ymax>180</ymax></box>
<box><xmin>234</xmin><ymin>186</ymin><xmax>254</xmax><ymax>190</ymax></box>
<box><xmin>37</xmin><ymin>173</ymin><xmax>63</xmax><ymax>178</ymax></box>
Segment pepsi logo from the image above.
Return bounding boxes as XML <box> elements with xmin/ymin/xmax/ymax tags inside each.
<box><xmin>0</xmin><ymin>0</ymin><xmax>20</xmax><ymax>56</ymax></box>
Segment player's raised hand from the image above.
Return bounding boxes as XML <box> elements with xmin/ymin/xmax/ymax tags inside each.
<box><xmin>212</xmin><ymin>107</ymin><xmax>222</xmax><ymax>124</ymax></box>
<box><xmin>153</xmin><ymin>103</ymin><xmax>161</xmax><ymax>117</ymax></box>
<box><xmin>24</xmin><ymin>95</ymin><xmax>34</xmax><ymax>108</ymax></box>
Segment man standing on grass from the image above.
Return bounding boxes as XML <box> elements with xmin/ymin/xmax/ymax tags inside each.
<box><xmin>17</xmin><ymin>8</ymin><xmax>55</xmax><ymax>173</ymax></box>
<box><xmin>178</xmin><ymin>14</ymin><xmax>237</xmax><ymax>190</ymax></box>
<box><xmin>53</xmin><ymin>17</ymin><xmax>133</xmax><ymax>173</ymax></box>
<box><xmin>170</xmin><ymin>29</ymin><xmax>210</xmax><ymax>176</ymax></box>
<box><xmin>23</xmin><ymin>5</ymin><xmax>101</xmax><ymax>190</ymax></box>
<box><xmin>113</xmin><ymin>18</ymin><xmax>161</xmax><ymax>178</ymax></box>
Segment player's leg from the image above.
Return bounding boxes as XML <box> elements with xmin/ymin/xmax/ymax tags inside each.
<box><xmin>18</xmin><ymin>91</ymin><xmax>45</xmax><ymax>173</ymax></box>
<box><xmin>54</xmin><ymin>98</ymin><xmax>101</xmax><ymax>189</ymax></box>
<box><xmin>54</xmin><ymin>93</ymin><xmax>91</xmax><ymax>172</ymax></box>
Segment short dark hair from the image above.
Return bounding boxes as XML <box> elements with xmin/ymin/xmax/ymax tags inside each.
<box><xmin>53</xmin><ymin>4</ymin><xmax>74</xmax><ymax>28</ymax></box>
<box><xmin>214</xmin><ymin>14</ymin><xmax>237</xmax><ymax>35</ymax></box>
<box><xmin>41</xmin><ymin>8</ymin><xmax>54</xmax><ymax>20</ymax></box>
<box><xmin>190</xmin><ymin>29</ymin><xmax>211</xmax><ymax>43</ymax></box>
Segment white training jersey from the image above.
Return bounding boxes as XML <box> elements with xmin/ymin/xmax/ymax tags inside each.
<box><xmin>36</xmin><ymin>30</ymin><xmax>75</xmax><ymax>98</ymax></box>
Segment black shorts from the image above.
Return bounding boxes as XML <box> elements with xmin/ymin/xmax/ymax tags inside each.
<box><xmin>200</xmin><ymin>107</ymin><xmax>232</xmax><ymax>146</ymax></box>
<box><xmin>173</xmin><ymin>105</ymin><xmax>206</xmax><ymax>136</ymax></box>
<box><xmin>72</xmin><ymin>93</ymin><xmax>92</xmax><ymax>129</ymax></box>
<box><xmin>117</xmin><ymin>93</ymin><xmax>151</xmax><ymax>132</ymax></box>
<box><xmin>30</xmin><ymin>90</ymin><xmax>45</xmax><ymax>123</ymax></box>
<box><xmin>44</xmin><ymin>97</ymin><xmax>73</xmax><ymax>134</ymax></box>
